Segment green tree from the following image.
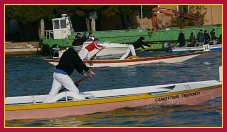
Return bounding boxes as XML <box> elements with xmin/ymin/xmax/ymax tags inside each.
<box><xmin>5</xmin><ymin>5</ymin><xmax>158</xmax><ymax>41</ymax></box>
<box><xmin>6</xmin><ymin>5</ymin><xmax>56</xmax><ymax>40</ymax></box>
<box><xmin>102</xmin><ymin>5</ymin><xmax>156</xmax><ymax>29</ymax></box>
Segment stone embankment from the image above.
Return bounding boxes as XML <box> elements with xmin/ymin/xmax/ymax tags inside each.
<box><xmin>5</xmin><ymin>41</ymin><xmax>41</xmax><ymax>56</ymax></box>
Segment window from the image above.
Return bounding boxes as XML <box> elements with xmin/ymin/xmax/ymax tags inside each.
<box><xmin>60</xmin><ymin>19</ymin><xmax>66</xmax><ymax>29</ymax></box>
<box><xmin>53</xmin><ymin>20</ymin><xmax>60</xmax><ymax>29</ymax></box>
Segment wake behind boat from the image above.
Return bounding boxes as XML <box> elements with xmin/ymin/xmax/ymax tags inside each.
<box><xmin>45</xmin><ymin>52</ymin><xmax>204</xmax><ymax>67</ymax></box>
<box><xmin>5</xmin><ymin>66</ymin><xmax>222</xmax><ymax>120</ymax></box>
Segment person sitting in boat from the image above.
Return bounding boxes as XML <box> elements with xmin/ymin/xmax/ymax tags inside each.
<box><xmin>87</xmin><ymin>32</ymin><xmax>95</xmax><ymax>41</ymax></box>
<box><xmin>72</xmin><ymin>33</ymin><xmax>85</xmax><ymax>46</ymax></box>
<box><xmin>80</xmin><ymin>38</ymin><xmax>105</xmax><ymax>60</ymax></box>
<box><xmin>43</xmin><ymin>45</ymin><xmax>95</xmax><ymax>103</ymax></box>
<box><xmin>120</xmin><ymin>36</ymin><xmax>150</xmax><ymax>60</ymax></box>
<box><xmin>188</xmin><ymin>32</ymin><xmax>196</xmax><ymax>47</ymax></box>
<box><xmin>82</xmin><ymin>32</ymin><xmax>88</xmax><ymax>42</ymax></box>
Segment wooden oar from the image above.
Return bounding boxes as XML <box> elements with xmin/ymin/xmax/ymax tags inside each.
<box><xmin>88</xmin><ymin>48</ymin><xmax>105</xmax><ymax>66</ymax></box>
<box><xmin>74</xmin><ymin>75</ymin><xmax>90</xmax><ymax>87</ymax></box>
<box><xmin>90</xmin><ymin>48</ymin><xmax>105</xmax><ymax>60</ymax></box>
<box><xmin>59</xmin><ymin>76</ymin><xmax>90</xmax><ymax>93</ymax></box>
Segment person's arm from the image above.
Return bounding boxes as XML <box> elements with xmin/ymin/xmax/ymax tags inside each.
<box><xmin>94</xmin><ymin>43</ymin><xmax>104</xmax><ymax>50</ymax></box>
<box><xmin>142</xmin><ymin>42</ymin><xmax>151</xmax><ymax>47</ymax></box>
<box><xmin>140</xmin><ymin>43</ymin><xmax>146</xmax><ymax>49</ymax></box>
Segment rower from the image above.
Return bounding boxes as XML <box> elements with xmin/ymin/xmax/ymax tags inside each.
<box><xmin>120</xmin><ymin>37</ymin><xmax>150</xmax><ymax>60</ymax></box>
<box><xmin>80</xmin><ymin>38</ymin><xmax>105</xmax><ymax>60</ymax></box>
<box><xmin>43</xmin><ymin>45</ymin><xmax>95</xmax><ymax>103</ymax></box>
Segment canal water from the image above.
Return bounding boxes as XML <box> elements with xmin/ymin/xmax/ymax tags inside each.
<box><xmin>5</xmin><ymin>51</ymin><xmax>222</xmax><ymax>127</ymax></box>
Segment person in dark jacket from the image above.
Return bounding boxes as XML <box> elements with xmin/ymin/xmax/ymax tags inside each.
<box><xmin>44</xmin><ymin>45</ymin><xmax>95</xmax><ymax>103</ymax></box>
<box><xmin>120</xmin><ymin>37</ymin><xmax>150</xmax><ymax>60</ymax></box>
<box><xmin>217</xmin><ymin>34</ymin><xmax>222</xmax><ymax>44</ymax></box>
<box><xmin>204</xmin><ymin>30</ymin><xmax>210</xmax><ymax>44</ymax></box>
<box><xmin>210</xmin><ymin>29</ymin><xmax>217</xmax><ymax>45</ymax></box>
<box><xmin>72</xmin><ymin>33</ymin><xmax>85</xmax><ymax>46</ymax></box>
<box><xmin>177</xmin><ymin>31</ymin><xmax>185</xmax><ymax>47</ymax></box>
<box><xmin>197</xmin><ymin>29</ymin><xmax>204</xmax><ymax>46</ymax></box>
<box><xmin>189</xmin><ymin>32</ymin><xmax>196</xmax><ymax>47</ymax></box>
<box><xmin>82</xmin><ymin>32</ymin><xmax>88</xmax><ymax>42</ymax></box>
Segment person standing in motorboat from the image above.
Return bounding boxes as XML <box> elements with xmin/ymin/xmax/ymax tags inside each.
<box><xmin>120</xmin><ymin>37</ymin><xmax>150</xmax><ymax>60</ymax></box>
<box><xmin>197</xmin><ymin>29</ymin><xmax>205</xmax><ymax>46</ymax></box>
<box><xmin>177</xmin><ymin>30</ymin><xmax>185</xmax><ymax>47</ymax></box>
<box><xmin>210</xmin><ymin>29</ymin><xmax>217</xmax><ymax>45</ymax></box>
<box><xmin>204</xmin><ymin>30</ymin><xmax>211</xmax><ymax>44</ymax></box>
<box><xmin>80</xmin><ymin>38</ymin><xmax>105</xmax><ymax>60</ymax></box>
<box><xmin>217</xmin><ymin>34</ymin><xmax>222</xmax><ymax>44</ymax></box>
<box><xmin>43</xmin><ymin>45</ymin><xmax>95</xmax><ymax>103</ymax></box>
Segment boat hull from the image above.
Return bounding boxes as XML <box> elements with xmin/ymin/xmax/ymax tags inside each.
<box><xmin>45</xmin><ymin>52</ymin><xmax>203</xmax><ymax>67</ymax></box>
<box><xmin>6</xmin><ymin>85</ymin><xmax>221</xmax><ymax>120</ymax></box>
<box><xmin>172</xmin><ymin>44</ymin><xmax>222</xmax><ymax>52</ymax></box>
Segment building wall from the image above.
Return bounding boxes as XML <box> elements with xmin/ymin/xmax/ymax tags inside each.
<box><xmin>204</xmin><ymin>5</ymin><xmax>222</xmax><ymax>25</ymax></box>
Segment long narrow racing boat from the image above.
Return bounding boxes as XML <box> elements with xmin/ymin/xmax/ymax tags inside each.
<box><xmin>45</xmin><ymin>52</ymin><xmax>203</xmax><ymax>67</ymax></box>
<box><xmin>5</xmin><ymin>67</ymin><xmax>222</xmax><ymax>121</ymax></box>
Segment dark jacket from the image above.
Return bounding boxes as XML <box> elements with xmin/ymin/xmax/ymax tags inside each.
<box><xmin>72</xmin><ymin>37</ymin><xmax>84</xmax><ymax>46</ymax></box>
<box><xmin>210</xmin><ymin>30</ymin><xmax>217</xmax><ymax>40</ymax></box>
<box><xmin>204</xmin><ymin>32</ymin><xmax>210</xmax><ymax>44</ymax></box>
<box><xmin>56</xmin><ymin>47</ymin><xmax>89</xmax><ymax>75</ymax></box>
<box><xmin>177</xmin><ymin>32</ymin><xmax>185</xmax><ymax>45</ymax></box>
<box><xmin>197</xmin><ymin>32</ymin><xmax>204</xmax><ymax>42</ymax></box>
<box><xmin>132</xmin><ymin>38</ymin><xmax>150</xmax><ymax>49</ymax></box>
<box><xmin>189</xmin><ymin>34</ymin><xmax>196</xmax><ymax>45</ymax></box>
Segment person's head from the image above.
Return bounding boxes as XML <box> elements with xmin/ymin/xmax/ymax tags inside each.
<box><xmin>77</xmin><ymin>33</ymin><xmax>83</xmax><ymax>38</ymax></box>
<box><xmin>200</xmin><ymin>29</ymin><xmax>203</xmax><ymax>32</ymax></box>
<box><xmin>89</xmin><ymin>32</ymin><xmax>93</xmax><ymax>37</ymax></box>
<box><xmin>191</xmin><ymin>32</ymin><xmax>194</xmax><ymax>36</ymax></box>
<box><xmin>139</xmin><ymin>36</ymin><xmax>145</xmax><ymax>41</ymax></box>
<box><xmin>72</xmin><ymin>45</ymin><xmax>82</xmax><ymax>52</ymax></box>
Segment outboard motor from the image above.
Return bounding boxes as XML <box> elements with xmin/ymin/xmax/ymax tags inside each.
<box><xmin>51</xmin><ymin>44</ymin><xmax>61</xmax><ymax>58</ymax></box>
<box><xmin>163</xmin><ymin>41</ymin><xmax>172</xmax><ymax>52</ymax></box>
